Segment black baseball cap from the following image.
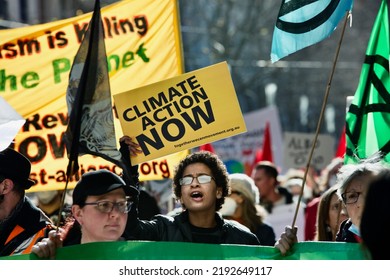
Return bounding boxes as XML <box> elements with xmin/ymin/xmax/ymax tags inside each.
<box><xmin>0</xmin><ymin>148</ymin><xmax>35</xmax><ymax>189</ymax></box>
<box><xmin>72</xmin><ymin>169</ymin><xmax>139</xmax><ymax>205</ymax></box>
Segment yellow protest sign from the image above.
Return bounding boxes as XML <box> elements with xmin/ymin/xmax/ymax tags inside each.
<box><xmin>114</xmin><ymin>61</ymin><xmax>247</xmax><ymax>164</ymax></box>
<box><xmin>0</xmin><ymin>0</ymin><xmax>184</xmax><ymax>191</ymax></box>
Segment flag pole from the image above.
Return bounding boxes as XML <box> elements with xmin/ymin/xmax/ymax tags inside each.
<box><xmin>55</xmin><ymin>167</ymin><xmax>73</xmax><ymax>229</ymax></box>
<box><xmin>291</xmin><ymin>11</ymin><xmax>352</xmax><ymax>229</ymax></box>
<box><xmin>55</xmin><ymin>0</ymin><xmax>101</xmax><ymax>230</ymax></box>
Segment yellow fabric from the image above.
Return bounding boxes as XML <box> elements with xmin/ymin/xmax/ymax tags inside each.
<box><xmin>0</xmin><ymin>0</ymin><xmax>184</xmax><ymax>191</ymax></box>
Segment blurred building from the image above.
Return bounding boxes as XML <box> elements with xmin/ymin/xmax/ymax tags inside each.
<box><xmin>1</xmin><ymin>0</ymin><xmax>75</xmax><ymax>25</ymax></box>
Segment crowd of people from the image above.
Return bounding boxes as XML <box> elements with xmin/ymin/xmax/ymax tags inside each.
<box><xmin>1</xmin><ymin>135</ymin><xmax>389</xmax><ymax>260</ymax></box>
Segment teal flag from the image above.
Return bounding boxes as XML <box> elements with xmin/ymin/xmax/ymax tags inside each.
<box><xmin>270</xmin><ymin>0</ymin><xmax>353</xmax><ymax>62</ymax></box>
<box><xmin>345</xmin><ymin>0</ymin><xmax>390</xmax><ymax>163</ymax></box>
<box><xmin>0</xmin><ymin>241</ymin><xmax>369</xmax><ymax>260</ymax></box>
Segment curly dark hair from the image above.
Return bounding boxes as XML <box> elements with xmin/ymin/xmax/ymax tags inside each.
<box><xmin>172</xmin><ymin>151</ymin><xmax>230</xmax><ymax>211</ymax></box>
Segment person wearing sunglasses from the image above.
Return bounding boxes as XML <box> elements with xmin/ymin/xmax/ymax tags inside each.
<box><xmin>32</xmin><ymin>169</ymin><xmax>139</xmax><ymax>258</ymax></box>
<box><xmin>335</xmin><ymin>155</ymin><xmax>387</xmax><ymax>243</ymax></box>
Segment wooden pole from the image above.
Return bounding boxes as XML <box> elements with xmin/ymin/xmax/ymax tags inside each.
<box><xmin>291</xmin><ymin>11</ymin><xmax>352</xmax><ymax>229</ymax></box>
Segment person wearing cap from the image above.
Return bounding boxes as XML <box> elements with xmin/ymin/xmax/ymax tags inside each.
<box><xmin>0</xmin><ymin>147</ymin><xmax>54</xmax><ymax>256</ymax></box>
<box><xmin>219</xmin><ymin>173</ymin><xmax>276</xmax><ymax>246</ymax></box>
<box><xmin>33</xmin><ymin>137</ymin><xmax>297</xmax><ymax>257</ymax></box>
<box><xmin>32</xmin><ymin>169</ymin><xmax>138</xmax><ymax>258</ymax></box>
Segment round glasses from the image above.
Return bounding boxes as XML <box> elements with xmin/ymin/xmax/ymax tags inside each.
<box><xmin>341</xmin><ymin>191</ymin><xmax>362</xmax><ymax>204</ymax></box>
<box><xmin>84</xmin><ymin>197</ymin><xmax>133</xmax><ymax>213</ymax></box>
<box><xmin>179</xmin><ymin>175</ymin><xmax>214</xmax><ymax>186</ymax></box>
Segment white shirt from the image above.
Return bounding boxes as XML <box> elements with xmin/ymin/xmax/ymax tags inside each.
<box><xmin>263</xmin><ymin>200</ymin><xmax>305</xmax><ymax>241</ymax></box>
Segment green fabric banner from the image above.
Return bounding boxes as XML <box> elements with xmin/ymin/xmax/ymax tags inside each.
<box><xmin>345</xmin><ymin>0</ymin><xmax>390</xmax><ymax>163</ymax></box>
<box><xmin>0</xmin><ymin>241</ymin><xmax>370</xmax><ymax>260</ymax></box>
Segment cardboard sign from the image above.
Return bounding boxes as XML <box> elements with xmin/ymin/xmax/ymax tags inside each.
<box><xmin>283</xmin><ymin>132</ymin><xmax>335</xmax><ymax>171</ymax></box>
<box><xmin>114</xmin><ymin>62</ymin><xmax>247</xmax><ymax>164</ymax></box>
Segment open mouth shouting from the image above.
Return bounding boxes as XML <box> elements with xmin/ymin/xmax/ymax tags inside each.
<box><xmin>190</xmin><ymin>191</ymin><xmax>204</xmax><ymax>201</ymax></box>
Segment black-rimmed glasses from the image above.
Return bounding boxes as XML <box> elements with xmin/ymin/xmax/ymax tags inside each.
<box><xmin>179</xmin><ymin>175</ymin><xmax>214</xmax><ymax>186</ymax></box>
<box><xmin>341</xmin><ymin>191</ymin><xmax>362</xmax><ymax>204</ymax></box>
<box><xmin>84</xmin><ymin>197</ymin><xmax>133</xmax><ymax>213</ymax></box>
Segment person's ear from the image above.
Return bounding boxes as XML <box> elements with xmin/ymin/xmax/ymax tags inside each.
<box><xmin>216</xmin><ymin>188</ymin><xmax>222</xmax><ymax>199</ymax></box>
<box><xmin>235</xmin><ymin>195</ymin><xmax>244</xmax><ymax>204</ymax></box>
<box><xmin>0</xmin><ymin>179</ymin><xmax>14</xmax><ymax>195</ymax></box>
<box><xmin>72</xmin><ymin>205</ymin><xmax>83</xmax><ymax>224</ymax></box>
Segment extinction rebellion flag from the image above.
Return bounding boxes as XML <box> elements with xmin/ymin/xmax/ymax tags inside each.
<box><xmin>271</xmin><ymin>0</ymin><xmax>353</xmax><ymax>62</ymax></box>
<box><xmin>345</xmin><ymin>0</ymin><xmax>390</xmax><ymax>163</ymax></box>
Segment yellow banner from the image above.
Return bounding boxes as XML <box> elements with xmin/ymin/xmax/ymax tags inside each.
<box><xmin>114</xmin><ymin>62</ymin><xmax>247</xmax><ymax>164</ymax></box>
<box><xmin>0</xmin><ymin>0</ymin><xmax>184</xmax><ymax>191</ymax></box>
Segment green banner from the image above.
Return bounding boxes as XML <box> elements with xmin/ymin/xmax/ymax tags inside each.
<box><xmin>0</xmin><ymin>241</ymin><xmax>370</xmax><ymax>260</ymax></box>
<box><xmin>345</xmin><ymin>0</ymin><xmax>390</xmax><ymax>163</ymax></box>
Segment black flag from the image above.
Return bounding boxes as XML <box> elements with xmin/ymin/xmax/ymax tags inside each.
<box><xmin>64</xmin><ymin>0</ymin><xmax>137</xmax><ymax>188</ymax></box>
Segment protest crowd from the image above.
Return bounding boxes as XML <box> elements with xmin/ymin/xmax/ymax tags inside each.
<box><xmin>0</xmin><ymin>0</ymin><xmax>389</xmax><ymax>262</ymax></box>
<box><xmin>1</xmin><ymin>137</ymin><xmax>389</xmax><ymax>259</ymax></box>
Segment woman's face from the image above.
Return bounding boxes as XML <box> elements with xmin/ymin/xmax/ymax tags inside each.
<box><xmin>179</xmin><ymin>162</ymin><xmax>222</xmax><ymax>214</ymax></box>
<box><xmin>343</xmin><ymin>175</ymin><xmax>371</xmax><ymax>227</ymax></box>
<box><xmin>73</xmin><ymin>188</ymin><xmax>128</xmax><ymax>243</ymax></box>
<box><xmin>328</xmin><ymin>193</ymin><xmax>348</xmax><ymax>235</ymax></box>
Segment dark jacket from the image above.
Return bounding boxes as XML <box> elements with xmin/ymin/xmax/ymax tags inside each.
<box><xmin>119</xmin><ymin>149</ymin><xmax>258</xmax><ymax>245</ymax></box>
<box><xmin>62</xmin><ymin>221</ymin><xmax>82</xmax><ymax>247</ymax></box>
<box><xmin>125</xmin><ymin>210</ymin><xmax>260</xmax><ymax>245</ymax></box>
<box><xmin>0</xmin><ymin>196</ymin><xmax>53</xmax><ymax>256</ymax></box>
<box><xmin>335</xmin><ymin>219</ymin><xmax>361</xmax><ymax>243</ymax></box>
<box><xmin>255</xmin><ymin>222</ymin><xmax>276</xmax><ymax>246</ymax></box>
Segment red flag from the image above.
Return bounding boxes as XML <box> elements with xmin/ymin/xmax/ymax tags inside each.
<box><xmin>199</xmin><ymin>143</ymin><xmax>215</xmax><ymax>153</ymax></box>
<box><xmin>253</xmin><ymin>149</ymin><xmax>262</xmax><ymax>165</ymax></box>
<box><xmin>335</xmin><ymin>126</ymin><xmax>346</xmax><ymax>158</ymax></box>
<box><xmin>253</xmin><ymin>121</ymin><xmax>273</xmax><ymax>164</ymax></box>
